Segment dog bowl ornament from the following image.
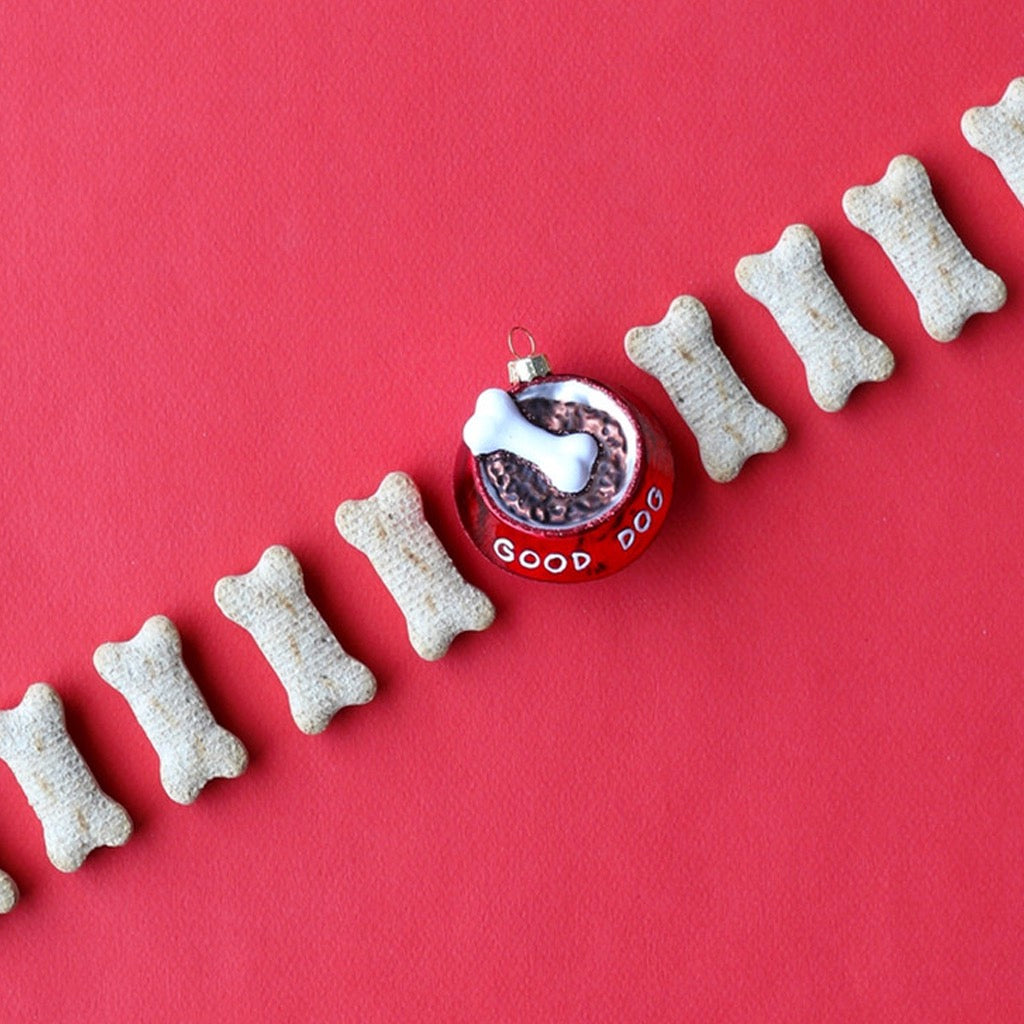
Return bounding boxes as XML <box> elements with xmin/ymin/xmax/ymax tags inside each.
<box><xmin>455</xmin><ymin>328</ymin><xmax>674</xmax><ymax>582</ymax></box>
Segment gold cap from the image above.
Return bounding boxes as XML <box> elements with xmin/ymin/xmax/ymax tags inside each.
<box><xmin>506</xmin><ymin>326</ymin><xmax>551</xmax><ymax>384</ymax></box>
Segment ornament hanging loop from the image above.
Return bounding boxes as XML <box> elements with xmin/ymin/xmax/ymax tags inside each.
<box><xmin>506</xmin><ymin>326</ymin><xmax>551</xmax><ymax>385</ymax></box>
<box><xmin>507</xmin><ymin>326</ymin><xmax>537</xmax><ymax>358</ymax></box>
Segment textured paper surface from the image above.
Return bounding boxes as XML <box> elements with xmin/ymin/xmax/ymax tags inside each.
<box><xmin>1</xmin><ymin>3</ymin><xmax>1022</xmax><ymax>1022</ymax></box>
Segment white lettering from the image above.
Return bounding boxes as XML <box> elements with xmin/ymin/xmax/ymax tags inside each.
<box><xmin>647</xmin><ymin>486</ymin><xmax>664</xmax><ymax>512</ymax></box>
<box><xmin>495</xmin><ymin>539</ymin><xmax>592</xmax><ymax>574</ymax></box>
<box><xmin>634</xmin><ymin>509</ymin><xmax>652</xmax><ymax>534</ymax></box>
<box><xmin>518</xmin><ymin>549</ymin><xmax>541</xmax><ymax>570</ymax></box>
<box><xmin>617</xmin><ymin>528</ymin><xmax>635</xmax><ymax>551</ymax></box>
<box><xmin>543</xmin><ymin>553</ymin><xmax>568</xmax><ymax>574</ymax></box>
<box><xmin>493</xmin><ymin>537</ymin><xmax>515</xmax><ymax>563</ymax></box>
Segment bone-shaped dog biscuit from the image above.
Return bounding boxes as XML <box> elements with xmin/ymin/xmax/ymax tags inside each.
<box><xmin>93</xmin><ymin>616</ymin><xmax>248</xmax><ymax>804</ymax></box>
<box><xmin>215</xmin><ymin>545</ymin><xmax>376</xmax><ymax>735</ymax></box>
<box><xmin>463</xmin><ymin>388</ymin><xmax>598</xmax><ymax>493</ymax></box>
<box><xmin>0</xmin><ymin>871</ymin><xmax>17</xmax><ymax>914</ymax></box>
<box><xmin>962</xmin><ymin>77</ymin><xmax>1024</xmax><ymax>209</ymax></box>
<box><xmin>843</xmin><ymin>155</ymin><xmax>1006</xmax><ymax>341</ymax></box>
<box><xmin>735</xmin><ymin>224</ymin><xmax>895</xmax><ymax>411</ymax></box>
<box><xmin>0</xmin><ymin>683</ymin><xmax>132</xmax><ymax>872</ymax></box>
<box><xmin>624</xmin><ymin>296</ymin><xmax>787</xmax><ymax>482</ymax></box>
<box><xmin>335</xmin><ymin>472</ymin><xmax>495</xmax><ymax>661</ymax></box>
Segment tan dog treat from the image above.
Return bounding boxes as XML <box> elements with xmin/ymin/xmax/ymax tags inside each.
<box><xmin>842</xmin><ymin>155</ymin><xmax>1006</xmax><ymax>341</ymax></box>
<box><xmin>215</xmin><ymin>545</ymin><xmax>375</xmax><ymax>734</ymax></box>
<box><xmin>735</xmin><ymin>224</ymin><xmax>895</xmax><ymax>411</ymax></box>
<box><xmin>335</xmin><ymin>472</ymin><xmax>496</xmax><ymax>660</ymax></box>
<box><xmin>0</xmin><ymin>871</ymin><xmax>17</xmax><ymax>914</ymax></box>
<box><xmin>962</xmin><ymin>77</ymin><xmax>1024</xmax><ymax>208</ymax></box>
<box><xmin>624</xmin><ymin>296</ymin><xmax>787</xmax><ymax>482</ymax></box>
<box><xmin>93</xmin><ymin>616</ymin><xmax>248</xmax><ymax>804</ymax></box>
<box><xmin>0</xmin><ymin>684</ymin><xmax>132</xmax><ymax>872</ymax></box>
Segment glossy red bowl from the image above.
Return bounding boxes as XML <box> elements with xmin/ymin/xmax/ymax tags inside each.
<box><xmin>454</xmin><ymin>374</ymin><xmax>674</xmax><ymax>582</ymax></box>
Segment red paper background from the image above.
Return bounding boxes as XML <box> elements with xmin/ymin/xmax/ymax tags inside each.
<box><xmin>1</xmin><ymin>3</ymin><xmax>1022</xmax><ymax>1021</ymax></box>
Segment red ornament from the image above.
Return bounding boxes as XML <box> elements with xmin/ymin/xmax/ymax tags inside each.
<box><xmin>454</xmin><ymin>329</ymin><xmax>674</xmax><ymax>582</ymax></box>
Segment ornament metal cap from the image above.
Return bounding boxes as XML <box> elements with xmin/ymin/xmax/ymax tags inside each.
<box><xmin>506</xmin><ymin>326</ymin><xmax>551</xmax><ymax>384</ymax></box>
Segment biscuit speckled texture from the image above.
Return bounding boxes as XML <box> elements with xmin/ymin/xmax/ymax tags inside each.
<box><xmin>0</xmin><ymin>871</ymin><xmax>17</xmax><ymax>914</ymax></box>
<box><xmin>962</xmin><ymin>77</ymin><xmax>1024</xmax><ymax>210</ymax></box>
<box><xmin>215</xmin><ymin>545</ymin><xmax>376</xmax><ymax>735</ymax></box>
<box><xmin>335</xmin><ymin>472</ymin><xmax>496</xmax><ymax>661</ymax></box>
<box><xmin>843</xmin><ymin>155</ymin><xmax>1006</xmax><ymax>341</ymax></box>
<box><xmin>625</xmin><ymin>295</ymin><xmax>787</xmax><ymax>482</ymax></box>
<box><xmin>94</xmin><ymin>615</ymin><xmax>248</xmax><ymax>804</ymax></box>
<box><xmin>0</xmin><ymin>683</ymin><xmax>132</xmax><ymax>872</ymax></box>
<box><xmin>735</xmin><ymin>224</ymin><xmax>895</xmax><ymax>411</ymax></box>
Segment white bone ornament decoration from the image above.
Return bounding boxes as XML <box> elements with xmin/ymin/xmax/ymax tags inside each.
<box><xmin>464</xmin><ymin>388</ymin><xmax>599</xmax><ymax>494</ymax></box>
